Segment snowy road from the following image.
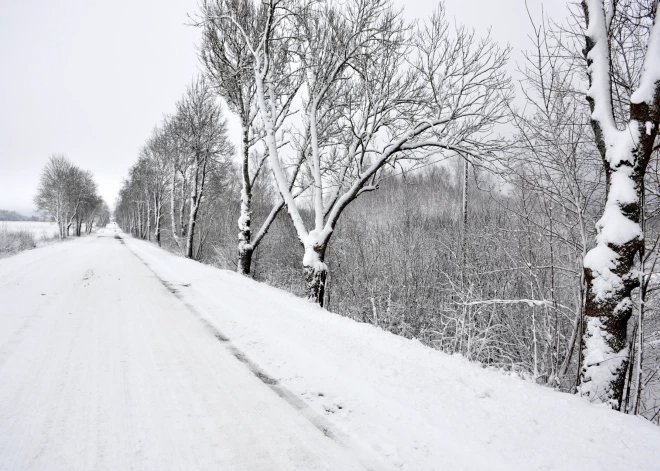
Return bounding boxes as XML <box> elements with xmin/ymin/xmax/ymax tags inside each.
<box><xmin>0</xmin><ymin>229</ymin><xmax>366</xmax><ymax>471</ymax></box>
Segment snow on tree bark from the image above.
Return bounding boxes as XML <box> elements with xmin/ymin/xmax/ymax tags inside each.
<box><xmin>237</xmin><ymin>124</ymin><xmax>253</xmax><ymax>275</ymax></box>
<box><xmin>579</xmin><ymin>0</ymin><xmax>660</xmax><ymax>409</ymax></box>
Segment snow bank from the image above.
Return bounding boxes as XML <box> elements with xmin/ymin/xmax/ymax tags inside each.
<box><xmin>124</xmin><ymin>236</ymin><xmax>660</xmax><ymax>471</ymax></box>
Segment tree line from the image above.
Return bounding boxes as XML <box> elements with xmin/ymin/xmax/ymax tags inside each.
<box><xmin>35</xmin><ymin>155</ymin><xmax>110</xmax><ymax>237</ymax></box>
<box><xmin>114</xmin><ymin>0</ymin><xmax>660</xmax><ymax>421</ymax></box>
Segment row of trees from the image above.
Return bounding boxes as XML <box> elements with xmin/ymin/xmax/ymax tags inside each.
<box><xmin>35</xmin><ymin>155</ymin><xmax>110</xmax><ymax>237</ymax></box>
<box><xmin>114</xmin><ymin>0</ymin><xmax>660</xmax><ymax>418</ymax></box>
<box><xmin>114</xmin><ymin>79</ymin><xmax>234</xmax><ymax>259</ymax></box>
<box><xmin>194</xmin><ymin>0</ymin><xmax>513</xmax><ymax>304</ymax></box>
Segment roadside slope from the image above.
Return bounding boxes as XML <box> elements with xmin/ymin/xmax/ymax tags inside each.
<box><xmin>124</xmin><ymin>234</ymin><xmax>660</xmax><ymax>471</ymax></box>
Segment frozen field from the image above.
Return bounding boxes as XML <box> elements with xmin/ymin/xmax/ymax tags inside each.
<box><xmin>0</xmin><ymin>221</ymin><xmax>59</xmax><ymax>240</ymax></box>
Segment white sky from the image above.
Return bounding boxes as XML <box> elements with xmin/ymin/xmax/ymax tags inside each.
<box><xmin>0</xmin><ymin>0</ymin><xmax>569</xmax><ymax>215</ymax></box>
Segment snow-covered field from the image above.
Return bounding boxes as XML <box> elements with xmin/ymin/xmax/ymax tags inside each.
<box><xmin>0</xmin><ymin>221</ymin><xmax>59</xmax><ymax>240</ymax></box>
<box><xmin>0</xmin><ymin>225</ymin><xmax>658</xmax><ymax>470</ymax></box>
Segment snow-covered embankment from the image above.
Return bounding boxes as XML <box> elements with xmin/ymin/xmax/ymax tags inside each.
<box><xmin>124</xmin><ymin>235</ymin><xmax>660</xmax><ymax>471</ymax></box>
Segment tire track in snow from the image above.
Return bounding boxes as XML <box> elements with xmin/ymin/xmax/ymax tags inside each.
<box><xmin>118</xmin><ymin>235</ymin><xmax>383</xmax><ymax>471</ymax></box>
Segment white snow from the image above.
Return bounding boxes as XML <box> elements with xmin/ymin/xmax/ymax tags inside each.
<box><xmin>584</xmin><ymin>0</ymin><xmax>618</xmax><ymax>138</ymax></box>
<box><xmin>0</xmin><ymin>226</ymin><xmax>365</xmax><ymax>471</ymax></box>
<box><xmin>606</xmin><ymin>122</ymin><xmax>639</xmax><ymax>167</ymax></box>
<box><xmin>646</xmin><ymin>121</ymin><xmax>655</xmax><ymax>136</ymax></box>
<box><xmin>302</xmin><ymin>230</ymin><xmax>328</xmax><ymax>271</ymax></box>
<box><xmin>579</xmin><ymin>315</ymin><xmax>629</xmax><ymax>407</ymax></box>
<box><xmin>0</xmin><ymin>221</ymin><xmax>59</xmax><ymax>240</ymax></box>
<box><xmin>594</xmin><ymin>167</ymin><xmax>643</xmax><ymax>250</ymax></box>
<box><xmin>583</xmin><ymin>244</ymin><xmax>623</xmax><ymax>301</ymax></box>
<box><xmin>608</xmin><ymin>168</ymin><xmax>638</xmax><ymax>204</ymax></box>
<box><xmin>630</xmin><ymin>16</ymin><xmax>660</xmax><ymax>104</ymax></box>
<box><xmin>1</xmin><ymin>227</ymin><xmax>659</xmax><ymax>470</ymax></box>
<box><xmin>124</xmin><ymin>234</ymin><xmax>660</xmax><ymax>470</ymax></box>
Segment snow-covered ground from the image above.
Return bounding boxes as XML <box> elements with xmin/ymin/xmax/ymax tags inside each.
<box><xmin>0</xmin><ymin>221</ymin><xmax>59</xmax><ymax>240</ymax></box>
<box><xmin>0</xmin><ymin>224</ymin><xmax>658</xmax><ymax>470</ymax></box>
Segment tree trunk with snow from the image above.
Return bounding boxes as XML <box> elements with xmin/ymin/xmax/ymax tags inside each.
<box><xmin>579</xmin><ymin>0</ymin><xmax>660</xmax><ymax>409</ymax></box>
<box><xmin>185</xmin><ymin>204</ymin><xmax>198</xmax><ymax>259</ymax></box>
<box><xmin>170</xmin><ymin>168</ymin><xmax>182</xmax><ymax>251</ymax></box>
<box><xmin>179</xmin><ymin>177</ymin><xmax>187</xmax><ymax>238</ymax></box>
<box><xmin>154</xmin><ymin>194</ymin><xmax>162</xmax><ymax>247</ymax></box>
<box><xmin>185</xmin><ymin>154</ymin><xmax>209</xmax><ymax>260</ymax></box>
<box><xmin>146</xmin><ymin>196</ymin><xmax>152</xmax><ymax>241</ymax></box>
<box><xmin>303</xmin><ymin>237</ymin><xmax>328</xmax><ymax>306</ymax></box>
<box><xmin>185</xmin><ymin>184</ymin><xmax>199</xmax><ymax>260</ymax></box>
<box><xmin>237</xmin><ymin>123</ymin><xmax>253</xmax><ymax>275</ymax></box>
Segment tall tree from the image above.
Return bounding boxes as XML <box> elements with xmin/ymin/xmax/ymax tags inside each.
<box><xmin>579</xmin><ymin>0</ymin><xmax>660</xmax><ymax>409</ymax></box>
<box><xmin>170</xmin><ymin>78</ymin><xmax>233</xmax><ymax>259</ymax></box>
<box><xmin>198</xmin><ymin>0</ymin><xmax>302</xmax><ymax>275</ymax></box>
<box><xmin>238</xmin><ymin>0</ymin><xmax>511</xmax><ymax>304</ymax></box>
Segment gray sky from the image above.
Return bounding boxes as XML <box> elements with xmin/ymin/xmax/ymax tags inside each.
<box><xmin>0</xmin><ymin>0</ymin><xmax>568</xmax><ymax>215</ymax></box>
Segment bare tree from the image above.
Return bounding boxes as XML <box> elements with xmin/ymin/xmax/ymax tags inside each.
<box><xmin>140</xmin><ymin>130</ymin><xmax>170</xmax><ymax>246</ymax></box>
<box><xmin>197</xmin><ymin>0</ymin><xmax>302</xmax><ymax>275</ymax></box>
<box><xmin>170</xmin><ymin>78</ymin><xmax>234</xmax><ymax>259</ymax></box>
<box><xmin>241</xmin><ymin>0</ymin><xmax>511</xmax><ymax>304</ymax></box>
<box><xmin>35</xmin><ymin>155</ymin><xmax>101</xmax><ymax>239</ymax></box>
<box><xmin>501</xmin><ymin>9</ymin><xmax>605</xmax><ymax>388</ymax></box>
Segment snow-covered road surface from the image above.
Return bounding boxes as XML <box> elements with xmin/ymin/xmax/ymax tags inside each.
<box><xmin>0</xmin><ymin>228</ymin><xmax>366</xmax><ymax>471</ymax></box>
<box><xmin>1</xmin><ymin>225</ymin><xmax>659</xmax><ymax>470</ymax></box>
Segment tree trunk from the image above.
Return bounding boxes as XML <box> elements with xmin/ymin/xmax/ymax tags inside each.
<box><xmin>303</xmin><ymin>242</ymin><xmax>328</xmax><ymax>306</ymax></box>
<box><xmin>237</xmin><ymin>122</ymin><xmax>253</xmax><ymax>275</ymax></box>
<box><xmin>146</xmin><ymin>197</ymin><xmax>152</xmax><ymax>242</ymax></box>
<box><xmin>179</xmin><ymin>177</ymin><xmax>187</xmax><ymax>238</ymax></box>
<box><xmin>238</xmin><ymin>246</ymin><xmax>253</xmax><ymax>275</ymax></box>
<box><xmin>154</xmin><ymin>195</ymin><xmax>161</xmax><ymax>247</ymax></box>
<box><xmin>137</xmin><ymin>203</ymin><xmax>142</xmax><ymax>238</ymax></box>
<box><xmin>304</xmin><ymin>265</ymin><xmax>328</xmax><ymax>307</ymax></box>
<box><xmin>170</xmin><ymin>169</ymin><xmax>181</xmax><ymax>250</ymax></box>
<box><xmin>578</xmin><ymin>0</ymin><xmax>660</xmax><ymax>409</ymax></box>
<box><xmin>185</xmin><ymin>200</ymin><xmax>197</xmax><ymax>259</ymax></box>
<box><xmin>185</xmin><ymin>179</ymin><xmax>201</xmax><ymax>259</ymax></box>
<box><xmin>580</xmin><ymin>140</ymin><xmax>644</xmax><ymax>409</ymax></box>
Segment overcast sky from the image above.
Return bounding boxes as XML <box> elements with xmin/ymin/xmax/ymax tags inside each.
<box><xmin>0</xmin><ymin>0</ymin><xmax>568</xmax><ymax>215</ymax></box>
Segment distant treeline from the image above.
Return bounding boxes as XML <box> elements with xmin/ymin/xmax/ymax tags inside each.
<box><xmin>34</xmin><ymin>155</ymin><xmax>110</xmax><ymax>238</ymax></box>
<box><xmin>0</xmin><ymin>209</ymin><xmax>42</xmax><ymax>222</ymax></box>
